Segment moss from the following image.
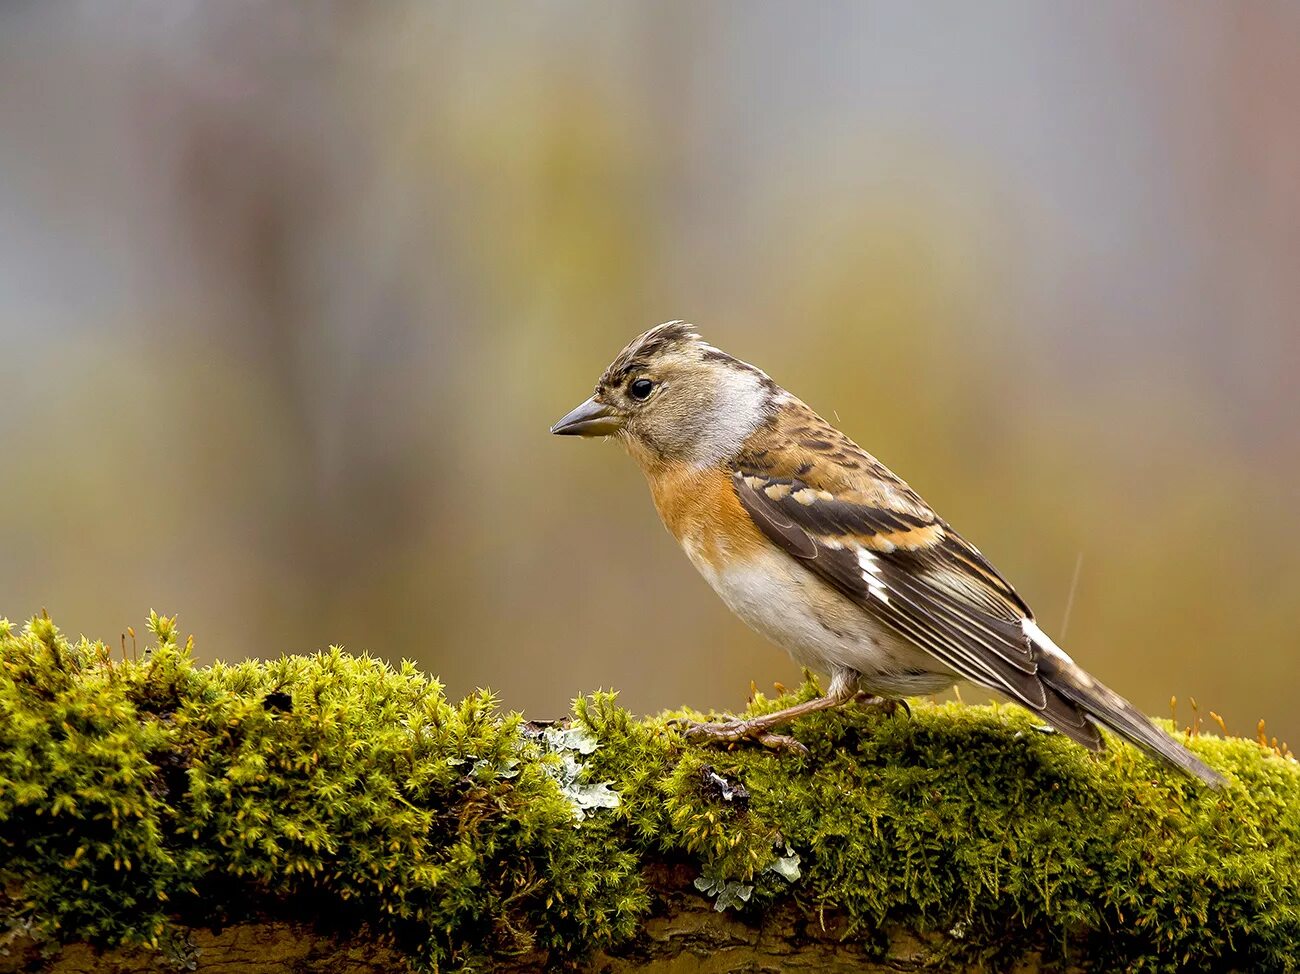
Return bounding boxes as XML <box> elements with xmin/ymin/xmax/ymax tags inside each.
<box><xmin>3</xmin><ymin>615</ymin><xmax>1299</xmax><ymax>972</ymax></box>
<box><xmin>0</xmin><ymin>614</ymin><xmax>645</xmax><ymax>971</ymax></box>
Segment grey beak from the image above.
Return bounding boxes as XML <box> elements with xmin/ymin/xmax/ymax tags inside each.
<box><xmin>550</xmin><ymin>396</ymin><xmax>623</xmax><ymax>437</ymax></box>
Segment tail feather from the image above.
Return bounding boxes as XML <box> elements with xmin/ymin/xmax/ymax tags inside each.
<box><xmin>1038</xmin><ymin>683</ymin><xmax>1103</xmax><ymax>751</ymax></box>
<box><xmin>1023</xmin><ymin>620</ymin><xmax>1226</xmax><ymax>788</ymax></box>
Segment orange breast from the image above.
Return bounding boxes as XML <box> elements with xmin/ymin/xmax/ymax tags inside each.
<box><xmin>645</xmin><ymin>463</ymin><xmax>767</xmax><ymax>571</ymax></box>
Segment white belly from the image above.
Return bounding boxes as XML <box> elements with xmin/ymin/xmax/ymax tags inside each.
<box><xmin>684</xmin><ymin>542</ymin><xmax>956</xmax><ymax>697</ymax></box>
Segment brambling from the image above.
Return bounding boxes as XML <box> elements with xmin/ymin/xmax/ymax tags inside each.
<box><xmin>552</xmin><ymin>322</ymin><xmax>1224</xmax><ymax>786</ymax></box>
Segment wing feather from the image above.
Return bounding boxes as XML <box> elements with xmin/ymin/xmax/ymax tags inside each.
<box><xmin>732</xmin><ymin>471</ymin><xmax>1049</xmax><ymax>712</ymax></box>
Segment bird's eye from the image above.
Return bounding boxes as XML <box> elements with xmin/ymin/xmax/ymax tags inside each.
<box><xmin>629</xmin><ymin>378</ymin><xmax>655</xmax><ymax>401</ymax></box>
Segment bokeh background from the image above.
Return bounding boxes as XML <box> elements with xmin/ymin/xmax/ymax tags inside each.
<box><xmin>2</xmin><ymin>3</ymin><xmax>1297</xmax><ymax>745</ymax></box>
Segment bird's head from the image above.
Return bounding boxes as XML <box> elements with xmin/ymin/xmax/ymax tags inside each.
<box><xmin>551</xmin><ymin>321</ymin><xmax>780</xmax><ymax>469</ymax></box>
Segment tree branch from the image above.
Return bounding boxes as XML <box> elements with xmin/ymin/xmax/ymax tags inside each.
<box><xmin>2</xmin><ymin>614</ymin><xmax>1297</xmax><ymax>972</ymax></box>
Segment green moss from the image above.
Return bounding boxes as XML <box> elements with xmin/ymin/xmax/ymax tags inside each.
<box><xmin>578</xmin><ymin>685</ymin><xmax>1300</xmax><ymax>971</ymax></box>
<box><xmin>0</xmin><ymin>614</ymin><xmax>645</xmax><ymax>971</ymax></box>
<box><xmin>3</xmin><ymin>615</ymin><xmax>1299</xmax><ymax>972</ymax></box>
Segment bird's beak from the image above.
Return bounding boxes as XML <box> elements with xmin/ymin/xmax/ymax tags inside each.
<box><xmin>550</xmin><ymin>396</ymin><xmax>623</xmax><ymax>437</ymax></box>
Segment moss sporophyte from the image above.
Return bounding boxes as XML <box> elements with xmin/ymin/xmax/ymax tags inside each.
<box><xmin>2</xmin><ymin>614</ymin><xmax>1298</xmax><ymax>971</ymax></box>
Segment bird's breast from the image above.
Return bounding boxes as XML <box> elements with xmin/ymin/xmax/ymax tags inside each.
<box><xmin>645</xmin><ymin>464</ymin><xmax>947</xmax><ymax>690</ymax></box>
<box><xmin>645</xmin><ymin>464</ymin><xmax>767</xmax><ymax>572</ymax></box>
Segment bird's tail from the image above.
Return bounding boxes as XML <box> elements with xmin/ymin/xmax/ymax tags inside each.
<box><xmin>1024</xmin><ymin>620</ymin><xmax>1226</xmax><ymax>788</ymax></box>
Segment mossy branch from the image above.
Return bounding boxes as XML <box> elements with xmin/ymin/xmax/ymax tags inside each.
<box><xmin>2</xmin><ymin>615</ymin><xmax>1298</xmax><ymax>973</ymax></box>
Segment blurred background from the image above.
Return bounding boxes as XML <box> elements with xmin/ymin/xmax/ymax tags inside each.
<box><xmin>2</xmin><ymin>2</ymin><xmax>1297</xmax><ymax>744</ymax></box>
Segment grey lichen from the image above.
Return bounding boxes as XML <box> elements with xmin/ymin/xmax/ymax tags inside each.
<box><xmin>766</xmin><ymin>847</ymin><xmax>801</xmax><ymax>883</ymax></box>
<box><xmin>693</xmin><ymin>873</ymin><xmax>753</xmax><ymax>913</ymax></box>
<box><xmin>528</xmin><ymin>724</ymin><xmax>620</xmax><ymax>820</ymax></box>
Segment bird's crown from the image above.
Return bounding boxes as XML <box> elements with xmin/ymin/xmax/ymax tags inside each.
<box><xmin>598</xmin><ymin>321</ymin><xmax>778</xmax><ymax>397</ymax></box>
<box><xmin>598</xmin><ymin>320</ymin><xmax>701</xmax><ymax>386</ymax></box>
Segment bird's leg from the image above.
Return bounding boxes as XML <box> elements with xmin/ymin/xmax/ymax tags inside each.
<box><xmin>682</xmin><ymin>670</ymin><xmax>864</xmax><ymax>755</ymax></box>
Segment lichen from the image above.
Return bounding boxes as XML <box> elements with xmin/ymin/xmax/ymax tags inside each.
<box><xmin>3</xmin><ymin>615</ymin><xmax>1299</xmax><ymax>972</ymax></box>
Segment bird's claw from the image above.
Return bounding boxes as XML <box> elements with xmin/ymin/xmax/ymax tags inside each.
<box><xmin>678</xmin><ymin>718</ymin><xmax>810</xmax><ymax>757</ymax></box>
<box><xmin>853</xmin><ymin>692</ymin><xmax>910</xmax><ymax>718</ymax></box>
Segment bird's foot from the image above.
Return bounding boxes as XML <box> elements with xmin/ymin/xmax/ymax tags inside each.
<box><xmin>853</xmin><ymin>691</ymin><xmax>910</xmax><ymax>718</ymax></box>
<box><xmin>678</xmin><ymin>717</ymin><xmax>810</xmax><ymax>757</ymax></box>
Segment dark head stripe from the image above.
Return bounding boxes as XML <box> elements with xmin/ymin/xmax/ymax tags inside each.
<box><xmin>600</xmin><ymin>321</ymin><xmax>698</xmax><ymax>385</ymax></box>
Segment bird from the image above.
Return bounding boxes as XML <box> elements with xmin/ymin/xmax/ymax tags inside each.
<box><xmin>550</xmin><ymin>321</ymin><xmax>1225</xmax><ymax>787</ymax></box>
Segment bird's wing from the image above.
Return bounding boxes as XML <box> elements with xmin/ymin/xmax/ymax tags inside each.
<box><xmin>727</xmin><ymin>401</ymin><xmax>1231</xmax><ymax>786</ymax></box>
<box><xmin>731</xmin><ymin>406</ymin><xmax>1099</xmax><ymax>746</ymax></box>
